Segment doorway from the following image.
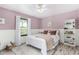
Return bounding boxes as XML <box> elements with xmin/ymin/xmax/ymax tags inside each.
<box><xmin>16</xmin><ymin>16</ymin><xmax>31</xmax><ymax>46</ymax></box>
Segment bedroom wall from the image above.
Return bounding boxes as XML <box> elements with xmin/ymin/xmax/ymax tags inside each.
<box><xmin>0</xmin><ymin>7</ymin><xmax>41</xmax><ymax>29</ymax></box>
<box><xmin>41</xmin><ymin>9</ymin><xmax>79</xmax><ymax>46</ymax></box>
<box><xmin>0</xmin><ymin>7</ymin><xmax>41</xmax><ymax>50</ymax></box>
<box><xmin>41</xmin><ymin>10</ymin><xmax>79</xmax><ymax>29</ymax></box>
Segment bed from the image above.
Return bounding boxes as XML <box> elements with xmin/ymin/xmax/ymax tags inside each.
<box><xmin>26</xmin><ymin>30</ymin><xmax>59</xmax><ymax>55</ymax></box>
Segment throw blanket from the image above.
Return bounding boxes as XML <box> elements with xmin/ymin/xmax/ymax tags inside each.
<box><xmin>34</xmin><ymin>33</ymin><xmax>55</xmax><ymax>50</ymax></box>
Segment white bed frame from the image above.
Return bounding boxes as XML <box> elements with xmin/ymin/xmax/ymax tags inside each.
<box><xmin>26</xmin><ymin>31</ymin><xmax>59</xmax><ymax>55</ymax></box>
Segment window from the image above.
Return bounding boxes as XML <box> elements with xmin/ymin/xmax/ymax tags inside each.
<box><xmin>20</xmin><ymin>20</ymin><xmax>27</xmax><ymax>28</ymax></box>
<box><xmin>20</xmin><ymin>19</ymin><xmax>28</xmax><ymax>36</ymax></box>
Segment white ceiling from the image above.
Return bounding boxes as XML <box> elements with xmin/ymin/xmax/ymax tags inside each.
<box><xmin>0</xmin><ymin>4</ymin><xmax>79</xmax><ymax>18</ymax></box>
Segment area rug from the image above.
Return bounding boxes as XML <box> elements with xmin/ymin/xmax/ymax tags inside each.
<box><xmin>54</xmin><ymin>44</ymin><xmax>79</xmax><ymax>55</ymax></box>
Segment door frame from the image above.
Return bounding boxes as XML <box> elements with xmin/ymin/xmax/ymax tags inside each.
<box><xmin>15</xmin><ymin>16</ymin><xmax>31</xmax><ymax>46</ymax></box>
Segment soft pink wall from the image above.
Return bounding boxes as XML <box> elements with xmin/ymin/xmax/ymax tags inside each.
<box><xmin>1</xmin><ymin>7</ymin><xmax>79</xmax><ymax>29</ymax></box>
<box><xmin>42</xmin><ymin>10</ymin><xmax>79</xmax><ymax>29</ymax></box>
<box><xmin>0</xmin><ymin>7</ymin><xmax>41</xmax><ymax>29</ymax></box>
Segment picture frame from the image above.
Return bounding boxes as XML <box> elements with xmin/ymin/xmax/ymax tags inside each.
<box><xmin>0</xmin><ymin>18</ymin><xmax>5</xmax><ymax>24</ymax></box>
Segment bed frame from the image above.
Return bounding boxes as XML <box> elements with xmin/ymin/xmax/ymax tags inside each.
<box><xmin>26</xmin><ymin>30</ymin><xmax>59</xmax><ymax>55</ymax></box>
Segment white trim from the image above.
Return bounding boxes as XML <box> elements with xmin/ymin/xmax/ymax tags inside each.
<box><xmin>27</xmin><ymin>18</ymin><xmax>31</xmax><ymax>35</ymax></box>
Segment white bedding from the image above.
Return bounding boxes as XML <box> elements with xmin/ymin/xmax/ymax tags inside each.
<box><xmin>26</xmin><ymin>33</ymin><xmax>59</xmax><ymax>55</ymax></box>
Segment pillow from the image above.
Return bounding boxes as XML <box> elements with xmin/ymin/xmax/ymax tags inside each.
<box><xmin>49</xmin><ymin>31</ymin><xmax>56</xmax><ymax>35</ymax></box>
<box><xmin>43</xmin><ymin>30</ymin><xmax>48</xmax><ymax>34</ymax></box>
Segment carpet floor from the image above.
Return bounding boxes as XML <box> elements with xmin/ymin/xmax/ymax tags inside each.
<box><xmin>0</xmin><ymin>44</ymin><xmax>79</xmax><ymax>55</ymax></box>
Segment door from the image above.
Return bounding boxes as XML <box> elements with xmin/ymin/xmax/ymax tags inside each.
<box><xmin>16</xmin><ymin>16</ymin><xmax>31</xmax><ymax>46</ymax></box>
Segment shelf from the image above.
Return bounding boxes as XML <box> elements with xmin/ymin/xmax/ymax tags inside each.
<box><xmin>64</xmin><ymin>43</ymin><xmax>75</xmax><ymax>47</ymax></box>
<box><xmin>64</xmin><ymin>29</ymin><xmax>75</xmax><ymax>30</ymax></box>
<box><xmin>64</xmin><ymin>19</ymin><xmax>76</xmax><ymax>47</ymax></box>
<box><xmin>64</xmin><ymin>34</ymin><xmax>75</xmax><ymax>37</ymax></box>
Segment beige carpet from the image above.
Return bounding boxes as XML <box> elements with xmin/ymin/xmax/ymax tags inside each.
<box><xmin>0</xmin><ymin>44</ymin><xmax>79</xmax><ymax>55</ymax></box>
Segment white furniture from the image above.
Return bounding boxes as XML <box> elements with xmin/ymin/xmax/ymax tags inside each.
<box><xmin>26</xmin><ymin>30</ymin><xmax>59</xmax><ymax>55</ymax></box>
<box><xmin>64</xmin><ymin>19</ymin><xmax>76</xmax><ymax>46</ymax></box>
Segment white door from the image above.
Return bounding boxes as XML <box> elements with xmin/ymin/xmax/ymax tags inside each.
<box><xmin>16</xmin><ymin>16</ymin><xmax>31</xmax><ymax>46</ymax></box>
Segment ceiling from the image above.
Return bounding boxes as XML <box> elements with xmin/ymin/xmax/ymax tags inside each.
<box><xmin>0</xmin><ymin>4</ymin><xmax>79</xmax><ymax>18</ymax></box>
